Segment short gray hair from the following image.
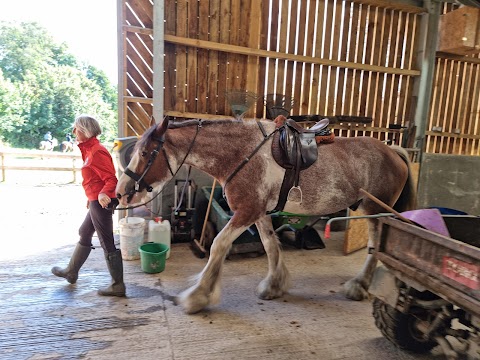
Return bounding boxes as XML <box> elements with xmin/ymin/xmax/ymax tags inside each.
<box><xmin>74</xmin><ymin>115</ymin><xmax>102</xmax><ymax>139</ymax></box>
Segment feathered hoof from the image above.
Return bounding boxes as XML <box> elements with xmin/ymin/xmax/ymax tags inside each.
<box><xmin>343</xmin><ymin>278</ymin><xmax>369</xmax><ymax>301</ymax></box>
<box><xmin>177</xmin><ymin>286</ymin><xmax>212</xmax><ymax>314</ymax></box>
<box><xmin>256</xmin><ymin>279</ymin><xmax>285</xmax><ymax>300</ymax></box>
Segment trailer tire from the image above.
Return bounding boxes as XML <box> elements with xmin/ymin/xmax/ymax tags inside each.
<box><xmin>372</xmin><ymin>297</ymin><xmax>437</xmax><ymax>353</ymax></box>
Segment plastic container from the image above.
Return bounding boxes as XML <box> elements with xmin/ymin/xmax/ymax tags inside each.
<box><xmin>148</xmin><ymin>217</ymin><xmax>171</xmax><ymax>259</ymax></box>
<box><xmin>139</xmin><ymin>242</ymin><xmax>169</xmax><ymax>273</ymax></box>
<box><xmin>118</xmin><ymin>217</ymin><xmax>146</xmax><ymax>260</ymax></box>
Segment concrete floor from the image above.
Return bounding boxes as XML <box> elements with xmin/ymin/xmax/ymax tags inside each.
<box><xmin>0</xmin><ymin>233</ymin><xmax>449</xmax><ymax>359</ymax></box>
<box><xmin>0</xmin><ymin>181</ymin><xmax>449</xmax><ymax>359</ymax></box>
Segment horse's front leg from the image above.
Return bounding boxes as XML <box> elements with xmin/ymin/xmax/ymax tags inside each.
<box><xmin>177</xmin><ymin>221</ymin><xmax>247</xmax><ymax>314</ymax></box>
<box><xmin>255</xmin><ymin>215</ymin><xmax>290</xmax><ymax>299</ymax></box>
<box><xmin>343</xmin><ymin>218</ymin><xmax>378</xmax><ymax>300</ymax></box>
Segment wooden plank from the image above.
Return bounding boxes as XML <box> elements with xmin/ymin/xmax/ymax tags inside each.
<box><xmin>293</xmin><ymin>0</ymin><xmax>308</xmax><ymax>115</ymax></box>
<box><xmin>164</xmin><ymin>0</ymin><xmax>177</xmax><ymax>111</ymax></box>
<box><xmin>469</xmin><ymin>64</ymin><xmax>480</xmax><ymax>155</ymax></box>
<box><xmin>344</xmin><ymin>3</ymin><xmax>360</xmax><ymax>118</ymax></box>
<box><xmin>266</xmin><ymin>0</ymin><xmax>280</xmax><ymax>102</ymax></box>
<box><xmin>161</xmin><ymin>34</ymin><xmax>422</xmax><ymax>76</ymax></box>
<box><xmin>127</xmin><ymin>0</ymin><xmax>153</xmax><ymax>28</ymax></box>
<box><xmin>254</xmin><ymin>0</ymin><xmax>270</xmax><ymax>119</ymax></box>
<box><xmin>246</xmin><ymin>0</ymin><xmax>262</xmax><ymax>117</ymax></box>
<box><xmin>281</xmin><ymin>0</ymin><xmax>295</xmax><ymax>108</ymax></box>
<box><xmin>335</xmin><ymin>1</ymin><xmax>350</xmax><ymax>116</ymax></box>
<box><xmin>325</xmin><ymin>0</ymin><xmax>342</xmax><ymax>116</ymax></box>
<box><xmin>186</xmin><ymin>0</ymin><xmax>199</xmax><ymax>114</ymax></box>
<box><xmin>125</xmin><ymin>56</ymin><xmax>153</xmax><ymax>98</ymax></box>
<box><xmin>343</xmin><ymin>209</ymin><xmax>369</xmax><ymax>254</ymax></box>
<box><xmin>196</xmin><ymin>0</ymin><xmax>210</xmax><ymax>114</ymax></box>
<box><xmin>226</xmin><ymin>0</ymin><xmax>243</xmax><ymax>93</ymax></box>
<box><xmin>274</xmin><ymin>0</ymin><xmax>290</xmax><ymax>100</ymax></box>
<box><xmin>126</xmin><ymin>33</ymin><xmax>153</xmax><ymax>78</ymax></box>
<box><xmin>354</xmin><ymin>3</ymin><xmax>368</xmax><ymax>117</ymax></box>
<box><xmin>206</xmin><ymin>0</ymin><xmax>220</xmax><ymax>115</ymax></box>
<box><xmin>125</xmin><ymin>4</ymin><xmax>143</xmax><ymax>27</ymax></box>
<box><xmin>175</xmin><ymin>0</ymin><xmax>188</xmax><ymax>113</ymax></box>
<box><xmin>217</xmin><ymin>0</ymin><xmax>232</xmax><ymax>115</ymax></box>
<box><xmin>363</xmin><ymin>5</ymin><xmax>377</xmax><ymax>118</ymax></box>
<box><xmin>353</xmin><ymin>0</ymin><xmax>426</xmax><ymax>13</ymax></box>
<box><xmin>309</xmin><ymin>0</ymin><xmax>324</xmax><ymax>115</ymax></box>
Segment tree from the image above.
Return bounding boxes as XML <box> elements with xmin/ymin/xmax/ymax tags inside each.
<box><xmin>0</xmin><ymin>69</ymin><xmax>25</xmax><ymax>144</ymax></box>
<box><xmin>0</xmin><ymin>21</ymin><xmax>118</xmax><ymax>148</ymax></box>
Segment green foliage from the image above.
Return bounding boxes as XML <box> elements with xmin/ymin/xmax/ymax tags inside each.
<box><xmin>0</xmin><ymin>21</ymin><xmax>118</xmax><ymax>148</ymax></box>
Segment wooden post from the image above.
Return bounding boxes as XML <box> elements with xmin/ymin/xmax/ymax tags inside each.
<box><xmin>1</xmin><ymin>152</ymin><xmax>5</xmax><ymax>182</ymax></box>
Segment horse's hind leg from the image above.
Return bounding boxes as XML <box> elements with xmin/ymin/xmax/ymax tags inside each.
<box><xmin>177</xmin><ymin>221</ymin><xmax>247</xmax><ymax>314</ymax></box>
<box><xmin>343</xmin><ymin>218</ymin><xmax>378</xmax><ymax>300</ymax></box>
<box><xmin>255</xmin><ymin>215</ymin><xmax>290</xmax><ymax>300</ymax></box>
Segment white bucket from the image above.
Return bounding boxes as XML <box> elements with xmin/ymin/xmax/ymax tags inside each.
<box><xmin>119</xmin><ymin>217</ymin><xmax>145</xmax><ymax>260</ymax></box>
<box><xmin>148</xmin><ymin>217</ymin><xmax>171</xmax><ymax>259</ymax></box>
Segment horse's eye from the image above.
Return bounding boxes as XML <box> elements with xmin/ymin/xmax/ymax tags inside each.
<box><xmin>141</xmin><ymin>151</ymin><xmax>147</xmax><ymax>157</ymax></box>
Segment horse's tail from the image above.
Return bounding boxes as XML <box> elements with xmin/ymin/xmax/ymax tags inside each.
<box><xmin>391</xmin><ymin>146</ymin><xmax>417</xmax><ymax>212</ymax></box>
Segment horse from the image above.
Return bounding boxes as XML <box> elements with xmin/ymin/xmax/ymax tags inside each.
<box><xmin>116</xmin><ymin>117</ymin><xmax>417</xmax><ymax>314</ymax></box>
<box><xmin>59</xmin><ymin>141</ymin><xmax>74</xmax><ymax>152</ymax></box>
<box><xmin>39</xmin><ymin>138</ymin><xmax>58</xmax><ymax>151</ymax></box>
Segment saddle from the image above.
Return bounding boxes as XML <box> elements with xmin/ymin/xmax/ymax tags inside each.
<box><xmin>270</xmin><ymin>118</ymin><xmax>330</xmax><ymax>213</ymax></box>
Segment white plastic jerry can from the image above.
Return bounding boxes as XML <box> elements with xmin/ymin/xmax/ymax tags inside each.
<box><xmin>148</xmin><ymin>217</ymin><xmax>171</xmax><ymax>259</ymax></box>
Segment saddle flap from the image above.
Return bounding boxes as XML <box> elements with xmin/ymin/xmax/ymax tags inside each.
<box><xmin>274</xmin><ymin>125</ymin><xmax>317</xmax><ymax>169</ymax></box>
<box><xmin>309</xmin><ymin>118</ymin><xmax>330</xmax><ymax>132</ymax></box>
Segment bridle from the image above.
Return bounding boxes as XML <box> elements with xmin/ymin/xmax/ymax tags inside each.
<box><xmin>123</xmin><ymin>135</ymin><xmax>174</xmax><ymax>195</ymax></box>
<box><xmin>118</xmin><ymin>120</ymin><xmax>202</xmax><ymax>204</ymax></box>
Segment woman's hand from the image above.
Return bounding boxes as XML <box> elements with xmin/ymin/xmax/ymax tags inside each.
<box><xmin>98</xmin><ymin>193</ymin><xmax>111</xmax><ymax>208</ymax></box>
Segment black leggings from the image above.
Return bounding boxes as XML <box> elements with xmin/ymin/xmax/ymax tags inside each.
<box><xmin>78</xmin><ymin>199</ymin><xmax>118</xmax><ymax>254</ymax></box>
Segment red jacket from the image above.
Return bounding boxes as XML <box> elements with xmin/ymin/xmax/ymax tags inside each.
<box><xmin>78</xmin><ymin>137</ymin><xmax>118</xmax><ymax>201</ymax></box>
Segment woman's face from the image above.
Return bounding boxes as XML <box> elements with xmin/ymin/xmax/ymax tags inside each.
<box><xmin>73</xmin><ymin>126</ymin><xmax>88</xmax><ymax>143</ymax></box>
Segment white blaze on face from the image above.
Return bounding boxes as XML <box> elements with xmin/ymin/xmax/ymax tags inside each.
<box><xmin>116</xmin><ymin>152</ymin><xmax>141</xmax><ymax>206</ymax></box>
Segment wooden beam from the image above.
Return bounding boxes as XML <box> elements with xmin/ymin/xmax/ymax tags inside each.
<box><xmin>436</xmin><ymin>52</ymin><xmax>480</xmax><ymax>65</ymax></box>
<box><xmin>354</xmin><ymin>0</ymin><xmax>426</xmax><ymax>14</ymax></box>
<box><xmin>164</xmin><ymin>35</ymin><xmax>421</xmax><ymax>77</ymax></box>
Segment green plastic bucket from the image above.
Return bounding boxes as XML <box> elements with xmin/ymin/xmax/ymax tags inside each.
<box><xmin>139</xmin><ymin>242</ymin><xmax>169</xmax><ymax>274</ymax></box>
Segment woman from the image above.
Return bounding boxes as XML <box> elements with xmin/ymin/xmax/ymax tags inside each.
<box><xmin>51</xmin><ymin>115</ymin><xmax>125</xmax><ymax>297</ymax></box>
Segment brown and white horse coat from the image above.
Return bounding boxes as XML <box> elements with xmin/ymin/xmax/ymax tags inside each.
<box><xmin>116</xmin><ymin>118</ymin><xmax>416</xmax><ymax>314</ymax></box>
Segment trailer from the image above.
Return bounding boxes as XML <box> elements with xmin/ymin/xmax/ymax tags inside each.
<box><xmin>368</xmin><ymin>215</ymin><xmax>480</xmax><ymax>359</ymax></box>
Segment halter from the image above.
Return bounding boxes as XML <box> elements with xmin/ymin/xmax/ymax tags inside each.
<box><xmin>120</xmin><ymin>120</ymin><xmax>202</xmax><ymax>201</ymax></box>
<box><xmin>123</xmin><ymin>135</ymin><xmax>174</xmax><ymax>195</ymax></box>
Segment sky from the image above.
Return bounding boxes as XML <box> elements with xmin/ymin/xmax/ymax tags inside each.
<box><xmin>0</xmin><ymin>0</ymin><xmax>118</xmax><ymax>84</ymax></box>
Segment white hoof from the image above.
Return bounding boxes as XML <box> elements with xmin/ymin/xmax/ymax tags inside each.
<box><xmin>177</xmin><ymin>286</ymin><xmax>210</xmax><ymax>314</ymax></box>
<box><xmin>343</xmin><ymin>278</ymin><xmax>368</xmax><ymax>301</ymax></box>
<box><xmin>256</xmin><ymin>277</ymin><xmax>287</xmax><ymax>300</ymax></box>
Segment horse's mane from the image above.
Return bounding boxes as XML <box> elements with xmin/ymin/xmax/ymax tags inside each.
<box><xmin>136</xmin><ymin>118</ymin><xmax>259</xmax><ymax>151</ymax></box>
<box><xmin>168</xmin><ymin>118</ymin><xmax>243</xmax><ymax>129</ymax></box>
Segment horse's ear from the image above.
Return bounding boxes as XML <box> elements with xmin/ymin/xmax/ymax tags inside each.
<box><xmin>149</xmin><ymin>117</ymin><xmax>156</xmax><ymax>127</ymax></box>
<box><xmin>158</xmin><ymin>117</ymin><xmax>169</xmax><ymax>134</ymax></box>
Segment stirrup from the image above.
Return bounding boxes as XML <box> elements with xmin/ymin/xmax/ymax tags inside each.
<box><xmin>287</xmin><ymin>186</ymin><xmax>303</xmax><ymax>204</ymax></box>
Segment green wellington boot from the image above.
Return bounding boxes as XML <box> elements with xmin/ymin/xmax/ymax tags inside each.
<box><xmin>98</xmin><ymin>249</ymin><xmax>126</xmax><ymax>297</ymax></box>
<box><xmin>51</xmin><ymin>243</ymin><xmax>92</xmax><ymax>284</ymax></box>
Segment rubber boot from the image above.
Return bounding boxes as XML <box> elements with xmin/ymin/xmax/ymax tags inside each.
<box><xmin>51</xmin><ymin>243</ymin><xmax>92</xmax><ymax>284</ymax></box>
<box><xmin>98</xmin><ymin>249</ymin><xmax>126</xmax><ymax>297</ymax></box>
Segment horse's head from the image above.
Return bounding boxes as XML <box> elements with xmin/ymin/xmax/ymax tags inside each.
<box><xmin>116</xmin><ymin>117</ymin><xmax>173</xmax><ymax>206</ymax></box>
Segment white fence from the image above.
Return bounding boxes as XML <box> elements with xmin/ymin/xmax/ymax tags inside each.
<box><xmin>0</xmin><ymin>148</ymin><xmax>82</xmax><ymax>182</ymax></box>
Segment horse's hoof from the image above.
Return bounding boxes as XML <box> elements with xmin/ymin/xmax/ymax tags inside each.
<box><xmin>178</xmin><ymin>286</ymin><xmax>210</xmax><ymax>314</ymax></box>
<box><xmin>343</xmin><ymin>279</ymin><xmax>368</xmax><ymax>301</ymax></box>
<box><xmin>256</xmin><ymin>280</ymin><xmax>284</xmax><ymax>300</ymax></box>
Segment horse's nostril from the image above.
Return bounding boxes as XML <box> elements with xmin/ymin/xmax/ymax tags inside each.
<box><xmin>116</xmin><ymin>193</ymin><xmax>122</xmax><ymax>200</ymax></box>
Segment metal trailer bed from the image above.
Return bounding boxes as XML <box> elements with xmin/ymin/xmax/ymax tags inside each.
<box><xmin>369</xmin><ymin>215</ymin><xmax>480</xmax><ymax>359</ymax></box>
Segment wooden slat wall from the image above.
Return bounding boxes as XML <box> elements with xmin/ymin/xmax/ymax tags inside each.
<box><xmin>425</xmin><ymin>3</ymin><xmax>480</xmax><ymax>156</ymax></box>
<box><xmin>120</xmin><ymin>0</ymin><xmax>480</xmax><ymax>156</ymax></box>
